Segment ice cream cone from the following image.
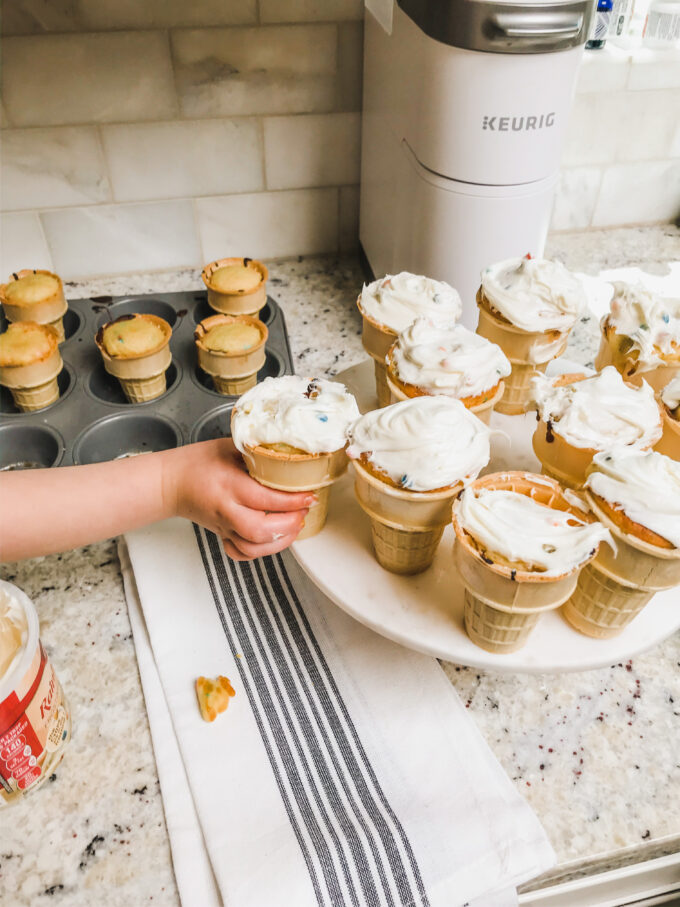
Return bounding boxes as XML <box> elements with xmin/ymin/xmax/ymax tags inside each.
<box><xmin>357</xmin><ymin>298</ymin><xmax>398</xmax><ymax>408</ymax></box>
<box><xmin>353</xmin><ymin>459</ymin><xmax>462</xmax><ymax>574</ymax></box>
<box><xmin>654</xmin><ymin>403</ymin><xmax>680</xmax><ymax>460</ymax></box>
<box><xmin>96</xmin><ymin>314</ymin><xmax>172</xmax><ymax>404</ymax></box>
<box><xmin>386</xmin><ymin>370</ymin><xmax>504</xmax><ymax>425</ymax></box>
<box><xmin>476</xmin><ymin>290</ymin><xmax>568</xmax><ymax>415</ymax></box>
<box><xmin>0</xmin><ymin>323</ymin><xmax>62</xmax><ymax>413</ymax></box>
<box><xmin>235</xmin><ymin>436</ymin><xmax>349</xmax><ymax>540</ymax></box>
<box><xmin>202</xmin><ymin>258</ymin><xmax>268</xmax><ymax>317</ymax></box>
<box><xmin>563</xmin><ymin>488</ymin><xmax>680</xmax><ymax>637</ymax></box>
<box><xmin>453</xmin><ymin>471</ymin><xmax>599</xmax><ymax>653</ymax></box>
<box><xmin>195</xmin><ymin>313</ymin><xmax>267</xmax><ymax>398</ymax></box>
<box><xmin>0</xmin><ymin>269</ymin><xmax>68</xmax><ymax>344</ymax></box>
<box><xmin>595</xmin><ymin>316</ymin><xmax>680</xmax><ymax>393</ymax></box>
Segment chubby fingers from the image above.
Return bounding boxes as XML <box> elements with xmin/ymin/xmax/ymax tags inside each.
<box><xmin>235</xmin><ymin>471</ymin><xmax>316</xmax><ymax>513</ymax></box>
<box><xmin>232</xmin><ymin>503</ymin><xmax>308</xmax><ymax>545</ymax></box>
<box><xmin>223</xmin><ymin>527</ymin><xmax>302</xmax><ymax>561</ymax></box>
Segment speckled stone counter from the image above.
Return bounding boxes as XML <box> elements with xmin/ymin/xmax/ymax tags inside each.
<box><xmin>1</xmin><ymin>225</ymin><xmax>679</xmax><ymax>905</ymax></box>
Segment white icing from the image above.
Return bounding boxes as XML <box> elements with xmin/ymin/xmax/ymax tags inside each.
<box><xmin>231</xmin><ymin>375</ymin><xmax>360</xmax><ymax>454</ymax></box>
<box><xmin>359</xmin><ymin>272</ymin><xmax>462</xmax><ymax>333</ymax></box>
<box><xmin>454</xmin><ymin>487</ymin><xmax>612</xmax><ymax>576</ymax></box>
<box><xmin>346</xmin><ymin>396</ymin><xmax>490</xmax><ymax>492</ymax></box>
<box><xmin>532</xmin><ymin>366</ymin><xmax>662</xmax><ymax>451</ymax></box>
<box><xmin>0</xmin><ymin>587</ymin><xmax>28</xmax><ymax>681</ymax></box>
<box><xmin>481</xmin><ymin>256</ymin><xmax>586</xmax><ymax>333</ymax></box>
<box><xmin>661</xmin><ymin>374</ymin><xmax>680</xmax><ymax>412</ymax></box>
<box><xmin>587</xmin><ymin>449</ymin><xmax>680</xmax><ymax>548</ymax></box>
<box><xmin>607</xmin><ymin>282</ymin><xmax>680</xmax><ymax>369</ymax></box>
<box><xmin>390</xmin><ymin>318</ymin><xmax>511</xmax><ymax>399</ymax></box>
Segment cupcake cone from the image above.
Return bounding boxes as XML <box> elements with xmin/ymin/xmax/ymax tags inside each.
<box><xmin>202</xmin><ymin>258</ymin><xmax>268</xmax><ymax>317</ymax></box>
<box><xmin>357</xmin><ymin>298</ymin><xmax>398</xmax><ymax>408</ymax></box>
<box><xmin>595</xmin><ymin>317</ymin><xmax>680</xmax><ymax>393</ymax></box>
<box><xmin>353</xmin><ymin>459</ymin><xmax>462</xmax><ymax>574</ymax></box>
<box><xmin>563</xmin><ymin>488</ymin><xmax>680</xmax><ymax>637</ymax></box>
<box><xmin>0</xmin><ymin>269</ymin><xmax>68</xmax><ymax>344</ymax></box>
<box><xmin>0</xmin><ymin>323</ymin><xmax>63</xmax><ymax>413</ymax></box>
<box><xmin>453</xmin><ymin>471</ymin><xmax>599</xmax><ymax>653</ymax></box>
<box><xmin>532</xmin><ymin>418</ymin><xmax>596</xmax><ymax>490</ymax></box>
<box><xmin>195</xmin><ymin>313</ymin><xmax>267</xmax><ymax>398</ymax></box>
<box><xmin>96</xmin><ymin>314</ymin><xmax>172</xmax><ymax>404</ymax></box>
<box><xmin>386</xmin><ymin>371</ymin><xmax>505</xmax><ymax>425</ymax></box>
<box><xmin>476</xmin><ymin>290</ymin><xmax>568</xmax><ymax>415</ymax></box>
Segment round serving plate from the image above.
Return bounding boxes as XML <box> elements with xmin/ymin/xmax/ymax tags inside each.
<box><xmin>291</xmin><ymin>359</ymin><xmax>680</xmax><ymax>674</ymax></box>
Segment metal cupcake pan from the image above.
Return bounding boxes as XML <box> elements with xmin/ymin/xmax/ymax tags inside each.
<box><xmin>0</xmin><ymin>290</ymin><xmax>293</xmax><ymax>470</ymax></box>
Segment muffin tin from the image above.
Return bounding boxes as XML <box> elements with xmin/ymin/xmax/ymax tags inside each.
<box><xmin>0</xmin><ymin>290</ymin><xmax>293</xmax><ymax>470</ymax></box>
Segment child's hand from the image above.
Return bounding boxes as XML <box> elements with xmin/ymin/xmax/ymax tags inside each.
<box><xmin>164</xmin><ymin>439</ymin><xmax>313</xmax><ymax>561</ymax></box>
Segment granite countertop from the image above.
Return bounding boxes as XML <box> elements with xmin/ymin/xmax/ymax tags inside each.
<box><xmin>1</xmin><ymin>224</ymin><xmax>679</xmax><ymax>905</ymax></box>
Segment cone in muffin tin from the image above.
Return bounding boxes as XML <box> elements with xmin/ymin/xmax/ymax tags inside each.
<box><xmin>233</xmin><ymin>423</ymin><xmax>349</xmax><ymax>540</ymax></box>
<box><xmin>562</xmin><ymin>487</ymin><xmax>680</xmax><ymax>638</ymax></box>
<box><xmin>0</xmin><ymin>323</ymin><xmax>63</xmax><ymax>413</ymax></box>
<box><xmin>595</xmin><ymin>316</ymin><xmax>680</xmax><ymax>394</ymax></box>
<box><xmin>452</xmin><ymin>471</ymin><xmax>600</xmax><ymax>653</ymax></box>
<box><xmin>356</xmin><ymin>297</ymin><xmax>398</xmax><ymax>408</ymax></box>
<box><xmin>476</xmin><ymin>289</ymin><xmax>569</xmax><ymax>415</ymax></box>
<box><xmin>95</xmin><ymin>314</ymin><xmax>172</xmax><ymax>404</ymax></box>
<box><xmin>353</xmin><ymin>459</ymin><xmax>463</xmax><ymax>575</ymax></box>
<box><xmin>195</xmin><ymin>313</ymin><xmax>267</xmax><ymax>397</ymax></box>
<box><xmin>0</xmin><ymin>269</ymin><xmax>68</xmax><ymax>343</ymax></box>
<box><xmin>202</xmin><ymin>257</ymin><xmax>268</xmax><ymax>317</ymax></box>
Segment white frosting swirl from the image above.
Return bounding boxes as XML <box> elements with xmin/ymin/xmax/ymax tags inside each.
<box><xmin>481</xmin><ymin>256</ymin><xmax>586</xmax><ymax>333</ymax></box>
<box><xmin>532</xmin><ymin>366</ymin><xmax>662</xmax><ymax>450</ymax></box>
<box><xmin>0</xmin><ymin>587</ymin><xmax>28</xmax><ymax>680</ymax></box>
<box><xmin>346</xmin><ymin>396</ymin><xmax>490</xmax><ymax>492</ymax></box>
<box><xmin>454</xmin><ymin>486</ymin><xmax>612</xmax><ymax>576</ymax></box>
<box><xmin>661</xmin><ymin>374</ymin><xmax>680</xmax><ymax>413</ymax></box>
<box><xmin>231</xmin><ymin>375</ymin><xmax>360</xmax><ymax>454</ymax></box>
<box><xmin>359</xmin><ymin>272</ymin><xmax>462</xmax><ymax>333</ymax></box>
<box><xmin>586</xmin><ymin>449</ymin><xmax>680</xmax><ymax>548</ymax></box>
<box><xmin>390</xmin><ymin>318</ymin><xmax>511</xmax><ymax>398</ymax></box>
<box><xmin>607</xmin><ymin>282</ymin><xmax>680</xmax><ymax>369</ymax></box>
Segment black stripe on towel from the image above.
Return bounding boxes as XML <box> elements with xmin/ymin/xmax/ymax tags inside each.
<box><xmin>195</xmin><ymin>526</ymin><xmax>429</xmax><ymax>907</ymax></box>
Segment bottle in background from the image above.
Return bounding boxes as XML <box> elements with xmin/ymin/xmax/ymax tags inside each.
<box><xmin>608</xmin><ymin>0</ymin><xmax>634</xmax><ymax>36</ymax></box>
<box><xmin>587</xmin><ymin>0</ymin><xmax>615</xmax><ymax>46</ymax></box>
<box><xmin>643</xmin><ymin>0</ymin><xmax>680</xmax><ymax>45</ymax></box>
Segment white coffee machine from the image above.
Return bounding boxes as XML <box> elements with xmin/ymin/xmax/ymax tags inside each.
<box><xmin>359</xmin><ymin>0</ymin><xmax>593</xmax><ymax>327</ymax></box>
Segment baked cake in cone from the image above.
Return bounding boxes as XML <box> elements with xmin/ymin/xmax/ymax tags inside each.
<box><xmin>595</xmin><ymin>282</ymin><xmax>680</xmax><ymax>393</ymax></box>
<box><xmin>452</xmin><ymin>472</ymin><xmax>610</xmax><ymax>654</ymax></box>
<box><xmin>531</xmin><ymin>367</ymin><xmax>663</xmax><ymax>489</ymax></box>
<box><xmin>347</xmin><ymin>396</ymin><xmax>490</xmax><ymax>574</ymax></box>
<box><xmin>654</xmin><ymin>375</ymin><xmax>680</xmax><ymax>460</ymax></box>
<box><xmin>357</xmin><ymin>272</ymin><xmax>462</xmax><ymax>408</ymax></box>
<box><xmin>96</xmin><ymin>313</ymin><xmax>172</xmax><ymax>404</ymax></box>
<box><xmin>195</xmin><ymin>313</ymin><xmax>267</xmax><ymax>396</ymax></box>
<box><xmin>202</xmin><ymin>257</ymin><xmax>268</xmax><ymax>317</ymax></box>
<box><xmin>476</xmin><ymin>255</ymin><xmax>585</xmax><ymax>414</ymax></box>
<box><xmin>231</xmin><ymin>375</ymin><xmax>360</xmax><ymax>539</ymax></box>
<box><xmin>564</xmin><ymin>449</ymin><xmax>680</xmax><ymax>638</ymax></box>
<box><xmin>0</xmin><ymin>269</ymin><xmax>68</xmax><ymax>343</ymax></box>
<box><xmin>0</xmin><ymin>321</ymin><xmax>62</xmax><ymax>412</ymax></box>
<box><xmin>385</xmin><ymin>317</ymin><xmax>510</xmax><ymax>424</ymax></box>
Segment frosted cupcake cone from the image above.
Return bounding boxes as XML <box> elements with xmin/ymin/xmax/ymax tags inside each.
<box><xmin>202</xmin><ymin>257</ymin><xmax>268</xmax><ymax>317</ymax></box>
<box><xmin>96</xmin><ymin>314</ymin><xmax>172</xmax><ymax>404</ymax></box>
<box><xmin>595</xmin><ymin>319</ymin><xmax>680</xmax><ymax>393</ymax></box>
<box><xmin>0</xmin><ymin>269</ymin><xmax>68</xmax><ymax>343</ymax></box>
<box><xmin>195</xmin><ymin>314</ymin><xmax>267</xmax><ymax>396</ymax></box>
<box><xmin>476</xmin><ymin>289</ymin><xmax>568</xmax><ymax>415</ymax></box>
<box><xmin>386</xmin><ymin>365</ymin><xmax>504</xmax><ymax>425</ymax></box>
<box><xmin>357</xmin><ymin>301</ymin><xmax>398</xmax><ymax>408</ymax></box>
<box><xmin>0</xmin><ymin>322</ymin><xmax>62</xmax><ymax>412</ymax></box>
<box><xmin>452</xmin><ymin>471</ymin><xmax>606</xmax><ymax>653</ymax></box>
<box><xmin>353</xmin><ymin>459</ymin><xmax>463</xmax><ymax>574</ymax></box>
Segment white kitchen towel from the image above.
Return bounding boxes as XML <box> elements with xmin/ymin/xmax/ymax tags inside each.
<box><xmin>122</xmin><ymin>518</ymin><xmax>555</xmax><ymax>907</ymax></box>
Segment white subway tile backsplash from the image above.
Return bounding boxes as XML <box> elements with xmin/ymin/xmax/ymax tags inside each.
<box><xmin>561</xmin><ymin>93</ymin><xmax>626</xmax><ymax>167</ymax></box>
<box><xmin>339</xmin><ymin>185</ymin><xmax>360</xmax><ymax>252</ymax></box>
<box><xmin>1</xmin><ymin>0</ymin><xmax>79</xmax><ymax>36</ymax></box>
<box><xmin>196</xmin><ymin>188</ymin><xmax>338</xmax><ymax>260</ymax></box>
<box><xmin>77</xmin><ymin>0</ymin><xmax>257</xmax><ymax>30</ymax></box>
<box><xmin>576</xmin><ymin>45</ymin><xmax>630</xmax><ymax>93</ymax></box>
<box><xmin>259</xmin><ymin>0</ymin><xmax>363</xmax><ymax>22</ymax></box>
<box><xmin>171</xmin><ymin>25</ymin><xmax>338</xmax><ymax>118</ymax></box>
<box><xmin>2</xmin><ymin>33</ymin><xmax>177</xmax><ymax>127</ymax></box>
<box><xmin>41</xmin><ymin>201</ymin><xmax>201</xmax><ymax>277</ymax></box>
<box><xmin>550</xmin><ymin>167</ymin><xmax>602</xmax><ymax>231</ymax></box>
<box><xmin>336</xmin><ymin>22</ymin><xmax>364</xmax><ymax>112</ymax></box>
<box><xmin>616</xmin><ymin>90</ymin><xmax>680</xmax><ymax>161</ymax></box>
<box><xmin>627</xmin><ymin>48</ymin><xmax>680</xmax><ymax>90</ymax></box>
<box><xmin>264</xmin><ymin>113</ymin><xmax>360</xmax><ymax>190</ymax></box>
<box><xmin>0</xmin><ymin>213</ymin><xmax>53</xmax><ymax>277</ymax></box>
<box><xmin>1</xmin><ymin>127</ymin><xmax>110</xmax><ymax>211</ymax></box>
<box><xmin>592</xmin><ymin>160</ymin><xmax>680</xmax><ymax>226</ymax></box>
<box><xmin>102</xmin><ymin>119</ymin><xmax>263</xmax><ymax>202</ymax></box>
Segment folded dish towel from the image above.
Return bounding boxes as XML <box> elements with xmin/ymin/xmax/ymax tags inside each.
<box><xmin>120</xmin><ymin>518</ymin><xmax>555</xmax><ymax>907</ymax></box>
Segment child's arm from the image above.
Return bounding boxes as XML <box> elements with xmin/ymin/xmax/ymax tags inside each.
<box><xmin>0</xmin><ymin>439</ymin><xmax>313</xmax><ymax>563</ymax></box>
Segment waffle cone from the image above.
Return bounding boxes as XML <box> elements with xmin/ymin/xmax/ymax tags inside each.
<box><xmin>10</xmin><ymin>375</ymin><xmax>60</xmax><ymax>412</ymax></box>
<box><xmin>1</xmin><ymin>269</ymin><xmax>68</xmax><ymax>334</ymax></box>
<box><xmin>0</xmin><ymin>326</ymin><xmax>63</xmax><ymax>412</ymax></box>
<box><xmin>370</xmin><ymin>521</ymin><xmax>445</xmax><ymax>575</ymax></box>
<box><xmin>118</xmin><ymin>372</ymin><xmax>167</xmax><ymax>403</ymax></box>
<box><xmin>563</xmin><ymin>563</ymin><xmax>653</xmax><ymax>638</ymax></box>
<box><xmin>653</xmin><ymin>405</ymin><xmax>680</xmax><ymax>461</ymax></box>
<box><xmin>452</xmin><ymin>471</ymin><xmax>600</xmax><ymax>651</ymax></box>
<box><xmin>96</xmin><ymin>315</ymin><xmax>172</xmax><ymax>402</ymax></box>
<box><xmin>195</xmin><ymin>313</ymin><xmax>267</xmax><ymax>396</ymax></box>
<box><xmin>211</xmin><ymin>372</ymin><xmax>258</xmax><ymax>396</ymax></box>
<box><xmin>386</xmin><ymin>372</ymin><xmax>504</xmax><ymax>425</ymax></box>
<box><xmin>202</xmin><ymin>258</ymin><xmax>268</xmax><ymax>316</ymax></box>
<box><xmin>595</xmin><ymin>318</ymin><xmax>680</xmax><ymax>393</ymax></box>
